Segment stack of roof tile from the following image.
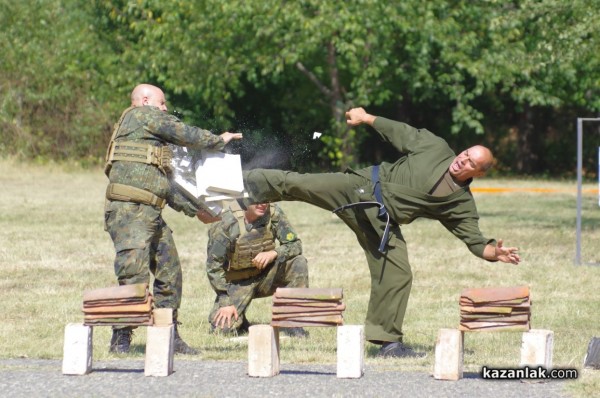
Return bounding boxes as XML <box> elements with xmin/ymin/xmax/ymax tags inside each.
<box><xmin>459</xmin><ymin>285</ymin><xmax>531</xmax><ymax>332</ymax></box>
<box><xmin>271</xmin><ymin>288</ymin><xmax>345</xmax><ymax>327</ymax></box>
<box><xmin>82</xmin><ymin>283</ymin><xmax>153</xmax><ymax>326</ymax></box>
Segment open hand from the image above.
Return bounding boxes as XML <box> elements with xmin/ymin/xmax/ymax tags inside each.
<box><xmin>494</xmin><ymin>239</ymin><xmax>521</xmax><ymax>264</ymax></box>
<box><xmin>213</xmin><ymin>305</ymin><xmax>239</xmax><ymax>329</ymax></box>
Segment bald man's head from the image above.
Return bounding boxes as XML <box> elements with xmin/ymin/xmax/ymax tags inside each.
<box><xmin>130</xmin><ymin>84</ymin><xmax>167</xmax><ymax>112</ymax></box>
<box><xmin>449</xmin><ymin>145</ymin><xmax>494</xmax><ymax>182</ymax></box>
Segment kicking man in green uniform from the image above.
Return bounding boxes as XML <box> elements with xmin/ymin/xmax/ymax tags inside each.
<box><xmin>242</xmin><ymin>107</ymin><xmax>521</xmax><ymax>358</ymax></box>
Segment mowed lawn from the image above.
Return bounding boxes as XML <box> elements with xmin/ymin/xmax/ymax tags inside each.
<box><xmin>0</xmin><ymin>160</ymin><xmax>598</xmax><ymax>397</ymax></box>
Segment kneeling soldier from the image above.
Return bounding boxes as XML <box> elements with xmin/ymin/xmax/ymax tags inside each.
<box><xmin>206</xmin><ymin>200</ymin><xmax>309</xmax><ymax>337</ymax></box>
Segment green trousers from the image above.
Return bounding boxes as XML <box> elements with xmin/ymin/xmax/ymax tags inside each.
<box><xmin>244</xmin><ymin>169</ymin><xmax>412</xmax><ymax>343</ymax></box>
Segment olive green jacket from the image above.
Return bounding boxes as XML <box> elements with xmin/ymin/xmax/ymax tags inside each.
<box><xmin>353</xmin><ymin>117</ymin><xmax>495</xmax><ymax>259</ymax></box>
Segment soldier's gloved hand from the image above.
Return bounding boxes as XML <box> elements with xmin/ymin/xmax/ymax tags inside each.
<box><xmin>213</xmin><ymin>305</ymin><xmax>239</xmax><ymax>329</ymax></box>
<box><xmin>252</xmin><ymin>250</ymin><xmax>278</xmax><ymax>270</ymax></box>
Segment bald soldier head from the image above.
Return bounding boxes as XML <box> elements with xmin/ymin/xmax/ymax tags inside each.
<box><xmin>449</xmin><ymin>145</ymin><xmax>494</xmax><ymax>182</ymax></box>
<box><xmin>130</xmin><ymin>84</ymin><xmax>168</xmax><ymax>112</ymax></box>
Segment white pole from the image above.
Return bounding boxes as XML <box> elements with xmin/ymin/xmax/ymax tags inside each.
<box><xmin>576</xmin><ymin>118</ymin><xmax>583</xmax><ymax>265</ymax></box>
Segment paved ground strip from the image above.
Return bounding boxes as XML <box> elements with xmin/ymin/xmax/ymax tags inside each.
<box><xmin>0</xmin><ymin>358</ymin><xmax>569</xmax><ymax>398</ymax></box>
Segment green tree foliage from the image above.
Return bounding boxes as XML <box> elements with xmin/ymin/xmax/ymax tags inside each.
<box><xmin>467</xmin><ymin>0</ymin><xmax>600</xmax><ymax>173</ymax></box>
<box><xmin>0</xmin><ymin>0</ymin><xmax>122</xmax><ymax>163</ymax></box>
<box><xmin>1</xmin><ymin>0</ymin><xmax>598</xmax><ymax>175</ymax></box>
<box><xmin>90</xmin><ymin>1</ymin><xmax>484</xmax><ymax>167</ymax></box>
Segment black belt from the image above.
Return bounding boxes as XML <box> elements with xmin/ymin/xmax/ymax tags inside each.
<box><xmin>333</xmin><ymin>165</ymin><xmax>393</xmax><ymax>253</ymax></box>
<box><xmin>371</xmin><ymin>165</ymin><xmax>388</xmax><ymax>218</ymax></box>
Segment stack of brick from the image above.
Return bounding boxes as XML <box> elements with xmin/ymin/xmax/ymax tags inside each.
<box><xmin>459</xmin><ymin>285</ymin><xmax>531</xmax><ymax>332</ymax></box>
<box><xmin>271</xmin><ymin>288</ymin><xmax>345</xmax><ymax>327</ymax></box>
<box><xmin>82</xmin><ymin>283</ymin><xmax>153</xmax><ymax>326</ymax></box>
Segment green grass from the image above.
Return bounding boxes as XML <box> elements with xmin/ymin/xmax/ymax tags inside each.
<box><xmin>1</xmin><ymin>159</ymin><xmax>599</xmax><ymax>397</ymax></box>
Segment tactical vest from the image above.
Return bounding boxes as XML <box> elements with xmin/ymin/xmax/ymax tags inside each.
<box><xmin>103</xmin><ymin>107</ymin><xmax>174</xmax><ymax>208</ymax></box>
<box><xmin>104</xmin><ymin>107</ymin><xmax>174</xmax><ymax>176</ymax></box>
<box><xmin>227</xmin><ymin>203</ymin><xmax>276</xmax><ymax>272</ymax></box>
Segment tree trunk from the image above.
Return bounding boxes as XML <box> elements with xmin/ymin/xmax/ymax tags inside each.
<box><xmin>515</xmin><ymin>104</ymin><xmax>539</xmax><ymax>174</ymax></box>
<box><xmin>296</xmin><ymin>41</ymin><xmax>353</xmax><ymax>170</ymax></box>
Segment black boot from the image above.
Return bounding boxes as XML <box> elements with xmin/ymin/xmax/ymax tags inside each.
<box><xmin>377</xmin><ymin>342</ymin><xmax>425</xmax><ymax>358</ymax></box>
<box><xmin>280</xmin><ymin>327</ymin><xmax>309</xmax><ymax>338</ymax></box>
<box><xmin>109</xmin><ymin>327</ymin><xmax>133</xmax><ymax>354</ymax></box>
<box><xmin>174</xmin><ymin>322</ymin><xmax>199</xmax><ymax>355</ymax></box>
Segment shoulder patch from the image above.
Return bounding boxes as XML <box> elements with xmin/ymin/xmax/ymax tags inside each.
<box><xmin>286</xmin><ymin>232</ymin><xmax>295</xmax><ymax>241</ymax></box>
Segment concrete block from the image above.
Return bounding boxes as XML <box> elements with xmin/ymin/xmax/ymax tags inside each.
<box><xmin>153</xmin><ymin>308</ymin><xmax>173</xmax><ymax>326</ymax></box>
<box><xmin>434</xmin><ymin>328</ymin><xmax>464</xmax><ymax>381</ymax></box>
<box><xmin>336</xmin><ymin>325</ymin><xmax>365</xmax><ymax>378</ymax></box>
<box><xmin>248</xmin><ymin>325</ymin><xmax>280</xmax><ymax>377</ymax></box>
<box><xmin>62</xmin><ymin>323</ymin><xmax>93</xmax><ymax>375</ymax></box>
<box><xmin>520</xmin><ymin>329</ymin><xmax>553</xmax><ymax>368</ymax></box>
<box><xmin>144</xmin><ymin>325</ymin><xmax>174</xmax><ymax>377</ymax></box>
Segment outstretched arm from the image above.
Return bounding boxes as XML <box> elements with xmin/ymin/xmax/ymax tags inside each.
<box><xmin>483</xmin><ymin>239</ymin><xmax>521</xmax><ymax>264</ymax></box>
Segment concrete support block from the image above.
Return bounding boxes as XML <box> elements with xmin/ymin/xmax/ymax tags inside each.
<box><xmin>248</xmin><ymin>325</ymin><xmax>280</xmax><ymax>377</ymax></box>
<box><xmin>520</xmin><ymin>329</ymin><xmax>553</xmax><ymax>368</ymax></box>
<box><xmin>434</xmin><ymin>328</ymin><xmax>464</xmax><ymax>381</ymax></box>
<box><xmin>144</xmin><ymin>325</ymin><xmax>174</xmax><ymax>377</ymax></box>
<box><xmin>336</xmin><ymin>325</ymin><xmax>365</xmax><ymax>378</ymax></box>
<box><xmin>62</xmin><ymin>323</ymin><xmax>93</xmax><ymax>375</ymax></box>
<box><xmin>153</xmin><ymin>308</ymin><xmax>173</xmax><ymax>326</ymax></box>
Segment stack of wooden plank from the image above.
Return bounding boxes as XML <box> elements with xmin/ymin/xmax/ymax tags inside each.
<box><xmin>459</xmin><ymin>285</ymin><xmax>531</xmax><ymax>332</ymax></box>
<box><xmin>271</xmin><ymin>288</ymin><xmax>345</xmax><ymax>327</ymax></box>
<box><xmin>82</xmin><ymin>283</ymin><xmax>154</xmax><ymax>326</ymax></box>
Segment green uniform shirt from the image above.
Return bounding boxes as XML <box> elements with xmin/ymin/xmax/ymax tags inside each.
<box><xmin>206</xmin><ymin>204</ymin><xmax>303</xmax><ymax>307</ymax></box>
<box><xmin>353</xmin><ymin>117</ymin><xmax>495</xmax><ymax>259</ymax></box>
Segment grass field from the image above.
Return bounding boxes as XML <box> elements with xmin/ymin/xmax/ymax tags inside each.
<box><xmin>1</xmin><ymin>159</ymin><xmax>599</xmax><ymax>396</ymax></box>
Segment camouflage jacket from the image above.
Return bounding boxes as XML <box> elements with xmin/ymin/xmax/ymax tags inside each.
<box><xmin>107</xmin><ymin>105</ymin><xmax>225</xmax><ymax>216</ymax></box>
<box><xmin>206</xmin><ymin>204</ymin><xmax>303</xmax><ymax>307</ymax></box>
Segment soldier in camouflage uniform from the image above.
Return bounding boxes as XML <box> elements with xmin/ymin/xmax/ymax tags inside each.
<box><xmin>104</xmin><ymin>84</ymin><xmax>242</xmax><ymax>354</ymax></box>
<box><xmin>206</xmin><ymin>200</ymin><xmax>309</xmax><ymax>337</ymax></box>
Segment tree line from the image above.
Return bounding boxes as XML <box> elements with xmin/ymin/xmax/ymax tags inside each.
<box><xmin>1</xmin><ymin>0</ymin><xmax>599</xmax><ymax>176</ymax></box>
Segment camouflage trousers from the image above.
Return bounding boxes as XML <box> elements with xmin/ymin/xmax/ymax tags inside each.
<box><xmin>105</xmin><ymin>200</ymin><xmax>182</xmax><ymax>312</ymax></box>
<box><xmin>208</xmin><ymin>255</ymin><xmax>309</xmax><ymax>332</ymax></box>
